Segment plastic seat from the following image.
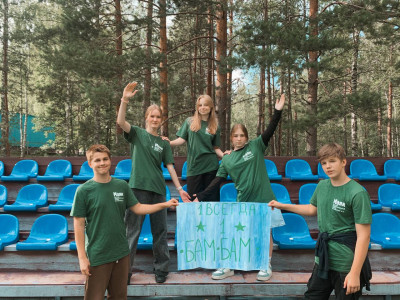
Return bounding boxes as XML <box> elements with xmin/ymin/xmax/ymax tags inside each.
<box><xmin>298</xmin><ymin>183</ymin><xmax>318</xmax><ymax>205</ymax></box>
<box><xmin>72</xmin><ymin>161</ymin><xmax>93</xmax><ymax>181</ymax></box>
<box><xmin>272</xmin><ymin>213</ymin><xmax>316</xmax><ymax>249</ymax></box>
<box><xmin>112</xmin><ymin>159</ymin><xmax>132</xmax><ymax>180</ymax></box>
<box><xmin>178</xmin><ymin>184</ymin><xmax>188</xmax><ymax>202</ymax></box>
<box><xmin>384</xmin><ymin>159</ymin><xmax>400</xmax><ymax>180</ymax></box>
<box><xmin>265</xmin><ymin>159</ymin><xmax>282</xmax><ymax>180</ymax></box>
<box><xmin>1</xmin><ymin>159</ymin><xmax>38</xmax><ymax>182</ymax></box>
<box><xmin>161</xmin><ymin>163</ymin><xmax>172</xmax><ymax>180</ymax></box>
<box><xmin>137</xmin><ymin>214</ymin><xmax>153</xmax><ymax>250</ymax></box>
<box><xmin>3</xmin><ymin>184</ymin><xmax>48</xmax><ymax>211</ymax></box>
<box><xmin>48</xmin><ymin>184</ymin><xmax>80</xmax><ymax>211</ymax></box>
<box><xmin>220</xmin><ymin>183</ymin><xmax>237</xmax><ymax>202</ymax></box>
<box><xmin>181</xmin><ymin>161</ymin><xmax>187</xmax><ymax>180</ymax></box>
<box><xmin>0</xmin><ymin>185</ymin><xmax>7</xmax><ymax>207</ymax></box>
<box><xmin>271</xmin><ymin>183</ymin><xmax>292</xmax><ymax>204</ymax></box>
<box><xmin>37</xmin><ymin>159</ymin><xmax>72</xmax><ymax>181</ymax></box>
<box><xmin>285</xmin><ymin>159</ymin><xmax>318</xmax><ymax>181</ymax></box>
<box><xmin>0</xmin><ymin>214</ymin><xmax>19</xmax><ymax>250</ymax></box>
<box><xmin>350</xmin><ymin>159</ymin><xmax>387</xmax><ymax>181</ymax></box>
<box><xmin>69</xmin><ymin>241</ymin><xmax>77</xmax><ymax>250</ymax></box>
<box><xmin>317</xmin><ymin>163</ymin><xmax>329</xmax><ymax>179</ymax></box>
<box><xmin>0</xmin><ymin>161</ymin><xmax>4</xmax><ymax>176</ymax></box>
<box><xmin>378</xmin><ymin>183</ymin><xmax>400</xmax><ymax>211</ymax></box>
<box><xmin>371</xmin><ymin>213</ymin><xmax>400</xmax><ymax>249</ymax></box>
<box><xmin>16</xmin><ymin>214</ymin><xmax>68</xmax><ymax>250</ymax></box>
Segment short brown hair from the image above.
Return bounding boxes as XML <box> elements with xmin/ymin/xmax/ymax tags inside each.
<box><xmin>317</xmin><ymin>143</ymin><xmax>346</xmax><ymax>162</ymax></box>
<box><xmin>86</xmin><ymin>144</ymin><xmax>111</xmax><ymax>162</ymax></box>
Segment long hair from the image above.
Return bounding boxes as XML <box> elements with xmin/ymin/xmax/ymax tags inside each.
<box><xmin>190</xmin><ymin>95</ymin><xmax>218</xmax><ymax>134</ymax></box>
<box><xmin>144</xmin><ymin>104</ymin><xmax>163</xmax><ymax>129</ymax></box>
<box><xmin>230</xmin><ymin>124</ymin><xmax>249</xmax><ymax>146</ymax></box>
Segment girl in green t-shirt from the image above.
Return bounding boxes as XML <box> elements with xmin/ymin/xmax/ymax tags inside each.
<box><xmin>168</xmin><ymin>94</ymin><xmax>226</xmax><ymax>202</ymax></box>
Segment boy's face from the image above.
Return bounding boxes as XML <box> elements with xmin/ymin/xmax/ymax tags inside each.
<box><xmin>88</xmin><ymin>152</ymin><xmax>111</xmax><ymax>176</ymax></box>
<box><xmin>320</xmin><ymin>156</ymin><xmax>346</xmax><ymax>179</ymax></box>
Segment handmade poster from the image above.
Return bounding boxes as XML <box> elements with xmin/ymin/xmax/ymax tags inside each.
<box><xmin>176</xmin><ymin>202</ymin><xmax>271</xmax><ymax>271</ymax></box>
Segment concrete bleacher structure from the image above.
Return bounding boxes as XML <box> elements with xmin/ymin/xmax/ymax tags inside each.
<box><xmin>0</xmin><ymin>156</ymin><xmax>400</xmax><ymax>299</ymax></box>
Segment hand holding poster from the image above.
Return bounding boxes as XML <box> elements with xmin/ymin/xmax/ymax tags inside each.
<box><xmin>176</xmin><ymin>202</ymin><xmax>272</xmax><ymax>271</ymax></box>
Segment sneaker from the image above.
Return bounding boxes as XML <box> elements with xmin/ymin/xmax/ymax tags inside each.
<box><xmin>211</xmin><ymin>268</ymin><xmax>234</xmax><ymax>280</ymax></box>
<box><xmin>257</xmin><ymin>264</ymin><xmax>272</xmax><ymax>281</ymax></box>
<box><xmin>155</xmin><ymin>274</ymin><xmax>167</xmax><ymax>283</ymax></box>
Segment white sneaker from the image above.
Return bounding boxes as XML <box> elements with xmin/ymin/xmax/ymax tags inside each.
<box><xmin>257</xmin><ymin>264</ymin><xmax>272</xmax><ymax>281</ymax></box>
<box><xmin>211</xmin><ymin>268</ymin><xmax>234</xmax><ymax>280</ymax></box>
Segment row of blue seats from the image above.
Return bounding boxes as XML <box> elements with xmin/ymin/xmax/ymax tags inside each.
<box><xmin>0</xmin><ymin>213</ymin><xmax>154</xmax><ymax>251</ymax></box>
<box><xmin>0</xmin><ymin>184</ymin><xmax>172</xmax><ymax>211</ymax></box>
<box><xmin>2</xmin><ymin>212</ymin><xmax>400</xmax><ymax>251</ymax></box>
<box><xmin>2</xmin><ymin>158</ymin><xmax>400</xmax><ymax>183</ymax></box>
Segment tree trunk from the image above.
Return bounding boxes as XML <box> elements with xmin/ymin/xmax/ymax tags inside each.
<box><xmin>267</xmin><ymin>65</ymin><xmax>274</xmax><ymax>155</ymax></box>
<box><xmin>377</xmin><ymin>97</ymin><xmax>383</xmax><ymax>155</ymax></box>
<box><xmin>1</xmin><ymin>0</ymin><xmax>10</xmax><ymax>156</ymax></box>
<box><xmin>387</xmin><ymin>80</ymin><xmax>393</xmax><ymax>157</ymax></box>
<box><xmin>207</xmin><ymin>7</ymin><xmax>214</xmax><ymax>97</ymax></box>
<box><xmin>115</xmin><ymin>0</ymin><xmax>123</xmax><ymax>135</ymax></box>
<box><xmin>306</xmin><ymin>0</ymin><xmax>318</xmax><ymax>156</ymax></box>
<box><xmin>350</xmin><ymin>28</ymin><xmax>360</xmax><ymax>156</ymax></box>
<box><xmin>159</xmin><ymin>0</ymin><xmax>168</xmax><ymax>136</ymax></box>
<box><xmin>215</xmin><ymin>0</ymin><xmax>228</xmax><ymax>149</ymax></box>
<box><xmin>343</xmin><ymin>81</ymin><xmax>348</xmax><ymax>153</ymax></box>
<box><xmin>226</xmin><ymin>2</ymin><xmax>233</xmax><ymax>148</ymax></box>
<box><xmin>143</xmin><ymin>0</ymin><xmax>154</xmax><ymax>126</ymax></box>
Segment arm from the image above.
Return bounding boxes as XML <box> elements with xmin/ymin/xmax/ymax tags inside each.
<box><xmin>73</xmin><ymin>217</ymin><xmax>91</xmax><ymax>276</ymax></box>
<box><xmin>170</xmin><ymin>137</ymin><xmax>186</xmax><ymax>147</ymax></box>
<box><xmin>166</xmin><ymin>163</ymin><xmax>191</xmax><ymax>202</ymax></box>
<box><xmin>343</xmin><ymin>223</ymin><xmax>371</xmax><ymax>295</ymax></box>
<box><xmin>130</xmin><ymin>199</ymin><xmax>179</xmax><ymax>214</ymax></box>
<box><xmin>214</xmin><ymin>147</ymin><xmax>224</xmax><ymax>159</ymax></box>
<box><xmin>117</xmin><ymin>82</ymin><xmax>138</xmax><ymax>133</ymax></box>
<box><xmin>268</xmin><ymin>201</ymin><xmax>317</xmax><ymax>216</ymax></box>
<box><xmin>261</xmin><ymin>94</ymin><xmax>285</xmax><ymax>146</ymax></box>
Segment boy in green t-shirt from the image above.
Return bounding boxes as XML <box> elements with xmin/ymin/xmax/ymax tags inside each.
<box><xmin>269</xmin><ymin>143</ymin><xmax>372</xmax><ymax>300</ymax></box>
<box><xmin>71</xmin><ymin>144</ymin><xmax>178</xmax><ymax>300</ymax></box>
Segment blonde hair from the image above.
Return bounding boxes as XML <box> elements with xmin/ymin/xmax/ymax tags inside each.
<box><xmin>145</xmin><ymin>104</ymin><xmax>163</xmax><ymax>128</ymax></box>
<box><xmin>317</xmin><ymin>143</ymin><xmax>346</xmax><ymax>162</ymax></box>
<box><xmin>190</xmin><ymin>95</ymin><xmax>218</xmax><ymax>135</ymax></box>
<box><xmin>230</xmin><ymin>124</ymin><xmax>249</xmax><ymax>145</ymax></box>
<box><xmin>86</xmin><ymin>144</ymin><xmax>111</xmax><ymax>162</ymax></box>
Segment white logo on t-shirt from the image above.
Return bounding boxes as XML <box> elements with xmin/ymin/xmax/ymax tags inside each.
<box><xmin>332</xmin><ymin>198</ymin><xmax>345</xmax><ymax>212</ymax></box>
<box><xmin>113</xmin><ymin>192</ymin><xmax>124</xmax><ymax>202</ymax></box>
<box><xmin>242</xmin><ymin>151</ymin><xmax>254</xmax><ymax>161</ymax></box>
<box><xmin>153</xmin><ymin>143</ymin><xmax>163</xmax><ymax>153</ymax></box>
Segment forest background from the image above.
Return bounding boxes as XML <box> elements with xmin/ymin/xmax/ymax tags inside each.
<box><xmin>0</xmin><ymin>0</ymin><xmax>399</xmax><ymax>158</ymax></box>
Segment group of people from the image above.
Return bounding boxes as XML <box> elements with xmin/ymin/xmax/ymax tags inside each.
<box><xmin>70</xmin><ymin>82</ymin><xmax>372</xmax><ymax>300</ymax></box>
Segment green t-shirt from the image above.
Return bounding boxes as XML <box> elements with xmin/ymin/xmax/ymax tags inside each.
<box><xmin>310</xmin><ymin>179</ymin><xmax>372</xmax><ymax>272</ymax></box>
<box><xmin>216</xmin><ymin>136</ymin><xmax>275</xmax><ymax>203</ymax></box>
<box><xmin>124</xmin><ymin>125</ymin><xmax>174</xmax><ymax>195</ymax></box>
<box><xmin>177</xmin><ymin>117</ymin><xmax>221</xmax><ymax>176</ymax></box>
<box><xmin>70</xmin><ymin>178</ymin><xmax>138</xmax><ymax>267</ymax></box>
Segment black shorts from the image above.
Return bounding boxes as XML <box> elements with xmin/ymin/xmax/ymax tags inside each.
<box><xmin>186</xmin><ymin>169</ymin><xmax>220</xmax><ymax>202</ymax></box>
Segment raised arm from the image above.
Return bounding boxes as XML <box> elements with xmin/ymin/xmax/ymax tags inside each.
<box><xmin>117</xmin><ymin>82</ymin><xmax>138</xmax><ymax>133</ymax></box>
<box><xmin>261</xmin><ymin>94</ymin><xmax>285</xmax><ymax>146</ymax></box>
<box><xmin>73</xmin><ymin>217</ymin><xmax>91</xmax><ymax>276</ymax></box>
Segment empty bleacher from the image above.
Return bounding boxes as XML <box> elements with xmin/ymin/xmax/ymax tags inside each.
<box><xmin>0</xmin><ymin>156</ymin><xmax>399</xmax><ymax>299</ymax></box>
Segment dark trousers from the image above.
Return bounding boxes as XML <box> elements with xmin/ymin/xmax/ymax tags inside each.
<box><xmin>305</xmin><ymin>264</ymin><xmax>364</xmax><ymax>300</ymax></box>
<box><xmin>187</xmin><ymin>169</ymin><xmax>219</xmax><ymax>202</ymax></box>
<box><xmin>125</xmin><ymin>188</ymin><xmax>169</xmax><ymax>276</ymax></box>
<box><xmin>84</xmin><ymin>254</ymin><xmax>129</xmax><ymax>300</ymax></box>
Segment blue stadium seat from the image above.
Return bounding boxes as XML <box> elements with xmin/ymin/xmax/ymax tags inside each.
<box><xmin>384</xmin><ymin>159</ymin><xmax>400</xmax><ymax>180</ymax></box>
<box><xmin>378</xmin><ymin>183</ymin><xmax>400</xmax><ymax>211</ymax></box>
<box><xmin>37</xmin><ymin>159</ymin><xmax>72</xmax><ymax>181</ymax></box>
<box><xmin>181</xmin><ymin>161</ymin><xmax>187</xmax><ymax>180</ymax></box>
<box><xmin>161</xmin><ymin>163</ymin><xmax>172</xmax><ymax>180</ymax></box>
<box><xmin>0</xmin><ymin>214</ymin><xmax>19</xmax><ymax>250</ymax></box>
<box><xmin>16</xmin><ymin>214</ymin><xmax>68</xmax><ymax>251</ymax></box>
<box><xmin>317</xmin><ymin>163</ymin><xmax>329</xmax><ymax>179</ymax></box>
<box><xmin>298</xmin><ymin>183</ymin><xmax>318</xmax><ymax>205</ymax></box>
<box><xmin>178</xmin><ymin>184</ymin><xmax>188</xmax><ymax>202</ymax></box>
<box><xmin>272</xmin><ymin>213</ymin><xmax>316</xmax><ymax>249</ymax></box>
<box><xmin>72</xmin><ymin>161</ymin><xmax>93</xmax><ymax>181</ymax></box>
<box><xmin>1</xmin><ymin>159</ymin><xmax>38</xmax><ymax>182</ymax></box>
<box><xmin>0</xmin><ymin>185</ymin><xmax>7</xmax><ymax>207</ymax></box>
<box><xmin>285</xmin><ymin>159</ymin><xmax>318</xmax><ymax>181</ymax></box>
<box><xmin>220</xmin><ymin>183</ymin><xmax>237</xmax><ymax>202</ymax></box>
<box><xmin>350</xmin><ymin>159</ymin><xmax>387</xmax><ymax>181</ymax></box>
<box><xmin>370</xmin><ymin>201</ymin><xmax>382</xmax><ymax>211</ymax></box>
<box><xmin>48</xmin><ymin>184</ymin><xmax>80</xmax><ymax>211</ymax></box>
<box><xmin>0</xmin><ymin>161</ymin><xmax>3</xmax><ymax>176</ymax></box>
<box><xmin>69</xmin><ymin>241</ymin><xmax>77</xmax><ymax>250</ymax></box>
<box><xmin>166</xmin><ymin>185</ymin><xmax>171</xmax><ymax>201</ymax></box>
<box><xmin>371</xmin><ymin>213</ymin><xmax>400</xmax><ymax>249</ymax></box>
<box><xmin>265</xmin><ymin>159</ymin><xmax>282</xmax><ymax>181</ymax></box>
<box><xmin>271</xmin><ymin>183</ymin><xmax>292</xmax><ymax>204</ymax></box>
<box><xmin>137</xmin><ymin>214</ymin><xmax>153</xmax><ymax>250</ymax></box>
<box><xmin>3</xmin><ymin>184</ymin><xmax>48</xmax><ymax>211</ymax></box>
<box><xmin>111</xmin><ymin>159</ymin><xmax>132</xmax><ymax>180</ymax></box>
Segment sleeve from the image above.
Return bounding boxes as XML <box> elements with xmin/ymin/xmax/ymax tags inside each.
<box><xmin>176</xmin><ymin>118</ymin><xmax>190</xmax><ymax>140</ymax></box>
<box><xmin>216</xmin><ymin>159</ymin><xmax>229</xmax><ymax>179</ymax></box>
<box><xmin>125</xmin><ymin>184</ymin><xmax>139</xmax><ymax>208</ymax></box>
<box><xmin>196</xmin><ymin>176</ymin><xmax>225</xmax><ymax>202</ymax></box>
<box><xmin>70</xmin><ymin>186</ymin><xmax>87</xmax><ymax>217</ymax></box>
<box><xmin>261</xmin><ymin>109</ymin><xmax>282</xmax><ymax>147</ymax></box>
<box><xmin>123</xmin><ymin>125</ymin><xmax>137</xmax><ymax>143</ymax></box>
<box><xmin>352</xmin><ymin>190</ymin><xmax>373</xmax><ymax>224</ymax></box>
<box><xmin>212</xmin><ymin>126</ymin><xmax>221</xmax><ymax>147</ymax></box>
<box><xmin>162</xmin><ymin>141</ymin><xmax>175</xmax><ymax>166</ymax></box>
<box><xmin>309</xmin><ymin>182</ymin><xmax>321</xmax><ymax>207</ymax></box>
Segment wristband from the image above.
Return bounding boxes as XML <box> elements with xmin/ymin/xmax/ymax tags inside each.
<box><xmin>177</xmin><ymin>186</ymin><xmax>183</xmax><ymax>191</ymax></box>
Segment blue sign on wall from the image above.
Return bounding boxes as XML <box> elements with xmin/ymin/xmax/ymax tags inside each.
<box><xmin>177</xmin><ymin>202</ymin><xmax>272</xmax><ymax>271</ymax></box>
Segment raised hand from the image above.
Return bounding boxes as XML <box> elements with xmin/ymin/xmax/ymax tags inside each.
<box><xmin>122</xmin><ymin>82</ymin><xmax>138</xmax><ymax>102</ymax></box>
<box><xmin>275</xmin><ymin>93</ymin><xmax>285</xmax><ymax>111</ymax></box>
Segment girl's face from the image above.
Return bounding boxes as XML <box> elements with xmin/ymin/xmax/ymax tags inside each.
<box><xmin>197</xmin><ymin>98</ymin><xmax>212</xmax><ymax>117</ymax></box>
<box><xmin>231</xmin><ymin>128</ymin><xmax>248</xmax><ymax>150</ymax></box>
<box><xmin>146</xmin><ymin>109</ymin><xmax>162</xmax><ymax>130</ymax></box>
